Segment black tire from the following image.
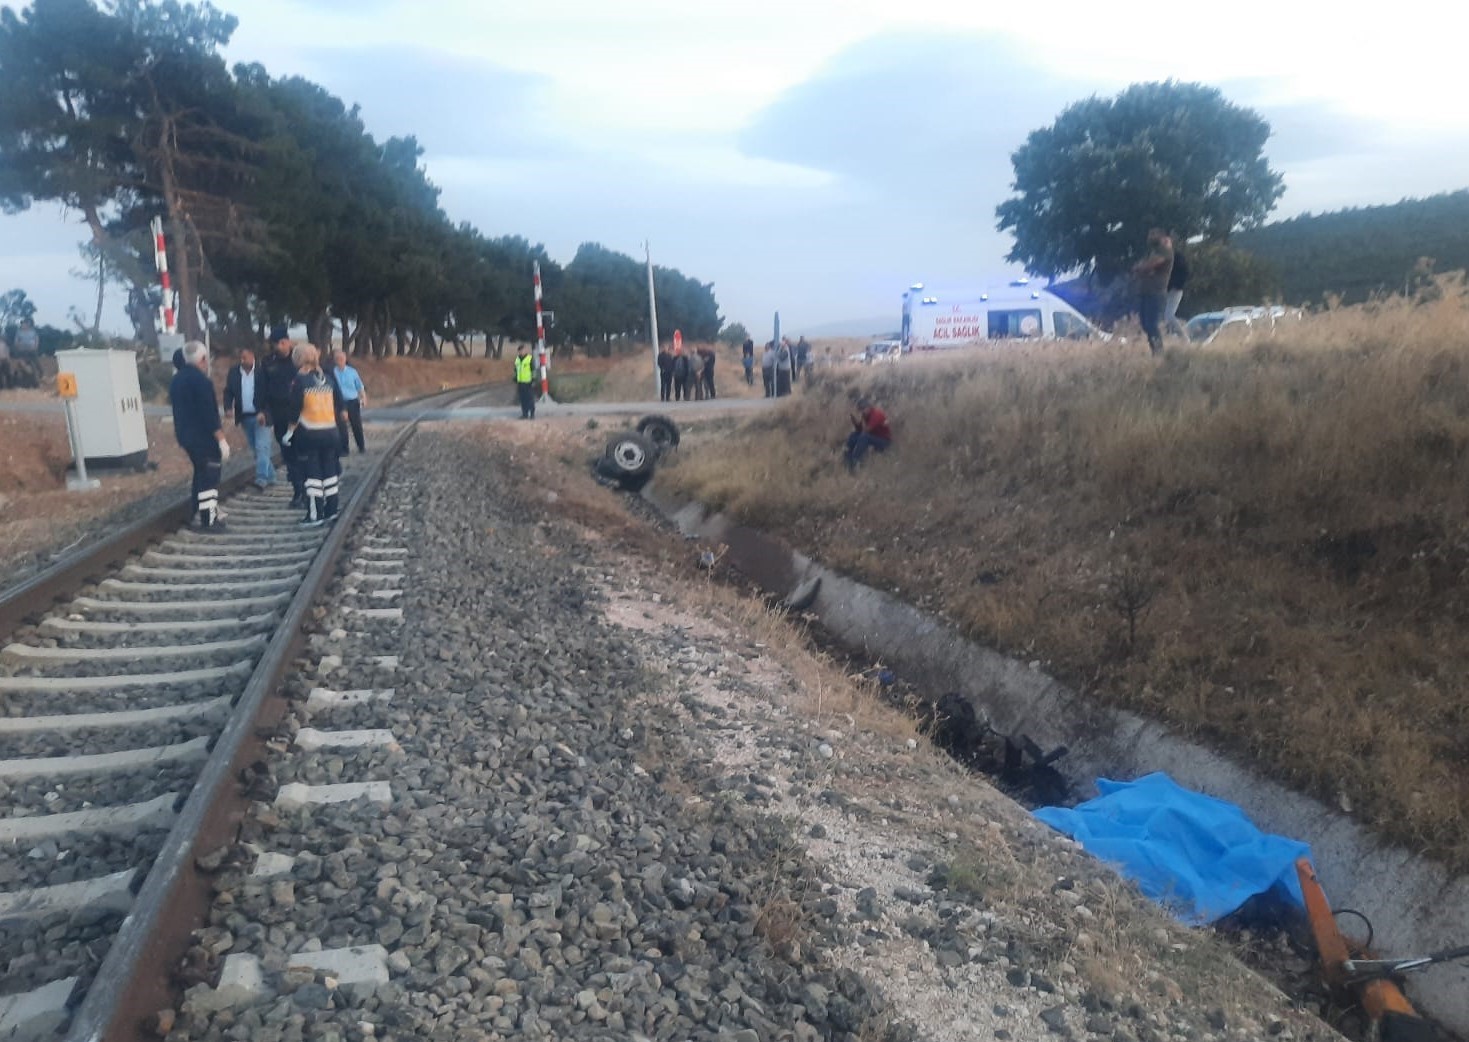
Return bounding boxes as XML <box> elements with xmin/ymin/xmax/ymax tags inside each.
<box><xmin>603</xmin><ymin>432</ymin><xmax>657</xmax><ymax>478</ymax></box>
<box><xmin>636</xmin><ymin>414</ymin><xmax>680</xmax><ymax>455</ymax></box>
<box><xmin>593</xmin><ymin>452</ymin><xmax>651</xmax><ymax>492</ymax></box>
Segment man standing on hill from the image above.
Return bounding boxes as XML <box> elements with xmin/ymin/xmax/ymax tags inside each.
<box><xmin>223</xmin><ymin>347</ymin><xmax>273</xmax><ymax>489</ymax></box>
<box><xmin>795</xmin><ymin>336</ymin><xmax>812</xmax><ymax>386</ymax></box>
<box><xmin>514</xmin><ymin>343</ymin><xmax>537</xmax><ymax>419</ymax></box>
<box><xmin>258</xmin><ymin>326</ymin><xmax>304</xmax><ymax>507</ymax></box>
<box><xmin>170</xmin><ymin>341</ymin><xmax>230</xmax><ymax>529</ymax></box>
<box><xmin>741</xmin><ymin>338</ymin><xmax>755</xmax><ymax>386</ymax></box>
<box><xmin>1132</xmin><ymin>228</ymin><xmax>1174</xmax><ymax>355</ymax></box>
<box><xmin>1165</xmin><ymin>240</ymin><xmax>1190</xmax><ymax>338</ymax></box>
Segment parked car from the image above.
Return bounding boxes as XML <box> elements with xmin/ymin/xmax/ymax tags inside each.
<box><xmin>850</xmin><ymin>339</ymin><xmax>902</xmax><ymax>364</ymax></box>
<box><xmin>1185</xmin><ymin>306</ymin><xmax>1296</xmax><ymax>345</ymax></box>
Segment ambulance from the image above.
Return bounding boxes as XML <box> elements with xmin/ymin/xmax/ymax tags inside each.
<box><xmin>900</xmin><ymin>279</ymin><xmax>1101</xmax><ymax>349</ymax></box>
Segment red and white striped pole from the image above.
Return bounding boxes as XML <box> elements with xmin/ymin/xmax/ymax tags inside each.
<box><xmin>150</xmin><ymin>216</ymin><xmax>176</xmax><ymax>334</ymax></box>
<box><xmin>533</xmin><ymin>261</ymin><xmax>550</xmax><ymax>401</ymax></box>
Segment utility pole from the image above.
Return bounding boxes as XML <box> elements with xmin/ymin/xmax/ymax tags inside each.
<box><xmin>645</xmin><ymin>240</ymin><xmax>661</xmax><ymax>400</ymax></box>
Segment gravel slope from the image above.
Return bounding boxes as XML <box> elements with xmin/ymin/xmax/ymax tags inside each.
<box><xmin>165</xmin><ymin>428</ymin><xmax>1342</xmax><ymax>1042</ymax></box>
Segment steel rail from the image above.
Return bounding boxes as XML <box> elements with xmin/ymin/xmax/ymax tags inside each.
<box><xmin>0</xmin><ymin>381</ymin><xmax>489</xmax><ymax>635</ymax></box>
<box><xmin>65</xmin><ymin>417</ymin><xmax>420</xmax><ymax>1042</ymax></box>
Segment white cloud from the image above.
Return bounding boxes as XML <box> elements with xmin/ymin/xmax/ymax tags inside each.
<box><xmin>2</xmin><ymin>0</ymin><xmax>1467</xmax><ymax>333</ymax></box>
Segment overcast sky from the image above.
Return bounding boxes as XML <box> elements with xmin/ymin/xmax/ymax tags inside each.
<box><xmin>3</xmin><ymin>0</ymin><xmax>1468</xmax><ymax>336</ymax></box>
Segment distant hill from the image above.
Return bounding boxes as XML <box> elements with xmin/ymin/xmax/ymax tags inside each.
<box><xmin>800</xmin><ymin>316</ymin><xmax>900</xmax><ymax>339</ymax></box>
<box><xmin>1236</xmin><ymin>189</ymin><xmax>1469</xmax><ymax>305</ymax></box>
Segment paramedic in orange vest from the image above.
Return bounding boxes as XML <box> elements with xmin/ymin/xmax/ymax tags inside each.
<box><xmin>282</xmin><ymin>343</ymin><xmax>346</xmax><ymax>526</ymax></box>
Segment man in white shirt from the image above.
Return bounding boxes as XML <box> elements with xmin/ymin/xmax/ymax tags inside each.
<box><xmin>223</xmin><ymin>348</ymin><xmax>275</xmax><ymax>489</ymax></box>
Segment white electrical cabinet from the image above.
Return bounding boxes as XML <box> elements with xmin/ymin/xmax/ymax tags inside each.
<box><xmin>55</xmin><ymin>348</ymin><xmax>150</xmax><ymax>468</ymax></box>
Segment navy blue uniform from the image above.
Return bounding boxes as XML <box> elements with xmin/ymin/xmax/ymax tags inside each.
<box><xmin>169</xmin><ymin>365</ymin><xmax>223</xmax><ymax>527</ymax></box>
<box><xmin>258</xmin><ymin>348</ymin><xmax>302</xmax><ymax>500</ymax></box>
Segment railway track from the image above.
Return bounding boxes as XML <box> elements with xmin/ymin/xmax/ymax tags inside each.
<box><xmin>0</xmin><ymin>389</ymin><xmax>472</xmax><ymax>1041</ymax></box>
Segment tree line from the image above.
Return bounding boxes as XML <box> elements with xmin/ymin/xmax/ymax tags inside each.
<box><xmin>0</xmin><ymin>0</ymin><xmax>721</xmax><ymax>357</ymax></box>
<box><xmin>1232</xmin><ymin>189</ymin><xmax>1469</xmax><ymax>306</ymax></box>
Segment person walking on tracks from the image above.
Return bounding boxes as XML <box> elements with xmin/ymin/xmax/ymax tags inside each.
<box><xmin>283</xmin><ymin>343</ymin><xmax>346</xmax><ymax>527</ymax></box>
<box><xmin>258</xmin><ymin>326</ymin><xmax>304</xmax><ymax>507</ymax></box>
<box><xmin>514</xmin><ymin>344</ymin><xmax>537</xmax><ymax>419</ymax></box>
<box><xmin>223</xmin><ymin>347</ymin><xmax>274</xmax><ymax>489</ymax></box>
<box><xmin>170</xmin><ymin>340</ymin><xmax>230</xmax><ymax>530</ymax></box>
<box><xmin>333</xmin><ymin>348</ymin><xmax>368</xmax><ymax>453</ymax></box>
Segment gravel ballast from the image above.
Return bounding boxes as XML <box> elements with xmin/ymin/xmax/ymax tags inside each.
<box><xmin>166</xmin><ymin>427</ymin><xmax>1344</xmax><ymax>1042</ymax></box>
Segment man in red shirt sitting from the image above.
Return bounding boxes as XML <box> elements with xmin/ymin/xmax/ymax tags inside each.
<box><xmin>845</xmin><ymin>395</ymin><xmax>892</xmax><ymax>471</ymax></box>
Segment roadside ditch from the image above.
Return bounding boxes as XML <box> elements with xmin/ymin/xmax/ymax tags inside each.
<box><xmin>632</xmin><ymin>481</ymin><xmax>1469</xmax><ymax>1042</ymax></box>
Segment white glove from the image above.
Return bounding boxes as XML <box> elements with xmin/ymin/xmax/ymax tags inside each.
<box><xmin>219</xmin><ymin>440</ymin><xmax>231</xmax><ymax>463</ymax></box>
<box><xmin>281</xmin><ymin>428</ymin><xmax>294</xmax><ymax>447</ymax></box>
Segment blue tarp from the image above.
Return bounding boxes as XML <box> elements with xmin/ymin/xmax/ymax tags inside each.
<box><xmin>1034</xmin><ymin>772</ymin><xmax>1311</xmax><ymax>924</ymax></box>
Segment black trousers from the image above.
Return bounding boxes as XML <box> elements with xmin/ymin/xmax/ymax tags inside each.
<box><xmin>516</xmin><ymin>382</ymin><xmax>536</xmax><ymax>418</ymax></box>
<box><xmin>674</xmin><ymin>377</ymin><xmax>691</xmax><ymax>402</ymax></box>
<box><xmin>273</xmin><ymin>413</ymin><xmax>303</xmax><ymax>495</ymax></box>
<box><xmin>702</xmin><ymin>368</ymin><xmax>715</xmax><ymax>400</ymax></box>
<box><xmin>659</xmin><ymin>373</ymin><xmax>673</xmax><ymax>402</ymax></box>
<box><xmin>338</xmin><ymin>398</ymin><xmax>365</xmax><ymax>453</ymax></box>
<box><xmin>775</xmin><ymin>369</ymin><xmax>792</xmax><ymax>396</ymax></box>
<box><xmin>186</xmin><ymin>443</ymin><xmax>222</xmax><ymax>526</ymax></box>
<box><xmin>762</xmin><ymin>369</ymin><xmax>775</xmax><ymax>396</ymax></box>
<box><xmin>1139</xmin><ymin>292</ymin><xmax>1165</xmax><ymax>353</ymax></box>
<box><xmin>296</xmin><ymin>427</ymin><xmax>341</xmax><ymax>520</ymax></box>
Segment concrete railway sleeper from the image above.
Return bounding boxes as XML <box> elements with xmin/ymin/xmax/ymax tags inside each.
<box><xmin>0</xmin><ymin>420</ymin><xmax>422</xmax><ymax>1042</ymax></box>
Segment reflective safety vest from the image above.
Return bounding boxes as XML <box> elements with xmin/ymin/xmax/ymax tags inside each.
<box><xmin>297</xmin><ymin>371</ymin><xmax>338</xmax><ymax>429</ymax></box>
<box><xmin>515</xmin><ymin>354</ymin><xmax>534</xmax><ymax>384</ymax></box>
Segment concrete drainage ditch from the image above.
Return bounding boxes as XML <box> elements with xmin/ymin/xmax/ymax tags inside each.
<box><xmin>641</xmin><ymin>483</ymin><xmax>1469</xmax><ymax>1039</ymax></box>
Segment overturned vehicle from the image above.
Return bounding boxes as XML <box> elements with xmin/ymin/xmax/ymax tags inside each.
<box><xmin>592</xmin><ymin>414</ymin><xmax>680</xmax><ymax>492</ymax></box>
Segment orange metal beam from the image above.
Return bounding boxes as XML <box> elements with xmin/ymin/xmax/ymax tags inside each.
<box><xmin>1295</xmin><ymin>857</ymin><xmax>1418</xmax><ymax>1022</ymax></box>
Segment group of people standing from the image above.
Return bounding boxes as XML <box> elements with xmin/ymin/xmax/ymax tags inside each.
<box><xmin>170</xmin><ymin>326</ymin><xmax>370</xmax><ymax>531</ymax></box>
<box><xmin>652</xmin><ymin>334</ymin><xmax>819</xmax><ymax>403</ymax></box>
<box><xmin>657</xmin><ymin>343</ymin><xmax>717</xmax><ymax>402</ymax></box>
<box><xmin>755</xmin><ymin>335</ymin><xmax>811</xmax><ymax>397</ymax></box>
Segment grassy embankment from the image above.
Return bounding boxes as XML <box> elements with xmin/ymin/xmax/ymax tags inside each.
<box><xmin>660</xmin><ymin>280</ymin><xmax>1469</xmax><ymax>868</ymax></box>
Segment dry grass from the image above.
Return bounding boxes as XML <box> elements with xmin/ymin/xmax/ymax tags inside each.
<box><xmin>466</xmin><ymin>420</ymin><xmax>1319</xmax><ymax>1032</ymax></box>
<box><xmin>690</xmin><ymin>573</ymin><xmax>920</xmax><ymax>744</ymax></box>
<box><xmin>661</xmin><ymin>278</ymin><xmax>1469</xmax><ymax>868</ymax></box>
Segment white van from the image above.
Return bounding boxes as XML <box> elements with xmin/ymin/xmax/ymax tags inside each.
<box><xmin>901</xmin><ymin>280</ymin><xmax>1101</xmax><ymax>349</ymax></box>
